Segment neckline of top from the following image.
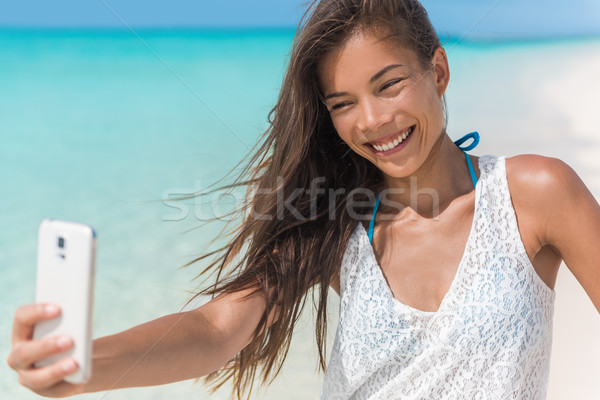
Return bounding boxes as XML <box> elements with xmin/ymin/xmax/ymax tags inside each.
<box><xmin>357</xmin><ymin>155</ymin><xmax>485</xmax><ymax>315</ymax></box>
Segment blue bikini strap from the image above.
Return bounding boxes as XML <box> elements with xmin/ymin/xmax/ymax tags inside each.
<box><xmin>455</xmin><ymin>131</ymin><xmax>479</xmax><ymax>188</ymax></box>
<box><xmin>367</xmin><ymin>193</ymin><xmax>381</xmax><ymax>244</ymax></box>
<box><xmin>454</xmin><ymin>131</ymin><xmax>480</xmax><ymax>151</ymax></box>
<box><xmin>367</xmin><ymin>131</ymin><xmax>480</xmax><ymax>244</ymax></box>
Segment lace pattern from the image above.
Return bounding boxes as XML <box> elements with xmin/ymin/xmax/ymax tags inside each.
<box><xmin>321</xmin><ymin>155</ymin><xmax>555</xmax><ymax>400</ymax></box>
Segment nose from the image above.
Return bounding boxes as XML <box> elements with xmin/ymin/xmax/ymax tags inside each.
<box><xmin>356</xmin><ymin>97</ymin><xmax>393</xmax><ymax>137</ymax></box>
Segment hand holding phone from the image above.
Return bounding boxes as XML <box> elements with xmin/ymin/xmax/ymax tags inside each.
<box><xmin>33</xmin><ymin>219</ymin><xmax>96</xmax><ymax>384</ymax></box>
<box><xmin>8</xmin><ymin>304</ymin><xmax>85</xmax><ymax>397</ymax></box>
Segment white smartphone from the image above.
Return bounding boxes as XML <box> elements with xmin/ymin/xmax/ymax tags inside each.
<box><xmin>33</xmin><ymin>219</ymin><xmax>96</xmax><ymax>384</ymax></box>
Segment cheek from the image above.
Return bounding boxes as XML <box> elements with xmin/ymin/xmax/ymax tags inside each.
<box><xmin>414</xmin><ymin>86</ymin><xmax>444</xmax><ymax>128</ymax></box>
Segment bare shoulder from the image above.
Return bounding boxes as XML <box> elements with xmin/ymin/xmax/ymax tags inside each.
<box><xmin>506</xmin><ymin>154</ymin><xmax>587</xmax><ymax>205</ymax></box>
<box><xmin>505</xmin><ymin>154</ymin><xmax>576</xmax><ymax>187</ymax></box>
<box><xmin>505</xmin><ymin>154</ymin><xmax>584</xmax><ymax>206</ymax></box>
<box><xmin>505</xmin><ymin>154</ymin><xmax>583</xmax><ymax>248</ymax></box>
<box><xmin>506</xmin><ymin>154</ymin><xmax>600</xmax><ymax>312</ymax></box>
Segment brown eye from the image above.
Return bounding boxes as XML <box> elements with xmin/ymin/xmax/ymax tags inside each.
<box><xmin>331</xmin><ymin>102</ymin><xmax>350</xmax><ymax>111</ymax></box>
<box><xmin>380</xmin><ymin>79</ymin><xmax>403</xmax><ymax>92</ymax></box>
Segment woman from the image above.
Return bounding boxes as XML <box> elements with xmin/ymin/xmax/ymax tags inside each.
<box><xmin>8</xmin><ymin>0</ymin><xmax>600</xmax><ymax>399</ymax></box>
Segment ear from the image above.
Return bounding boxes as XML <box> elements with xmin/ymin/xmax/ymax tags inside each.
<box><xmin>431</xmin><ymin>47</ymin><xmax>450</xmax><ymax>97</ymax></box>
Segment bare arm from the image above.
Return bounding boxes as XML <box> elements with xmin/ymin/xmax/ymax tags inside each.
<box><xmin>508</xmin><ymin>155</ymin><xmax>600</xmax><ymax>313</ymax></box>
<box><xmin>8</xmin><ymin>287</ymin><xmax>273</xmax><ymax>397</ymax></box>
<box><xmin>541</xmin><ymin>159</ymin><xmax>600</xmax><ymax>313</ymax></box>
<box><xmin>85</xmin><ymin>288</ymin><xmax>270</xmax><ymax>391</ymax></box>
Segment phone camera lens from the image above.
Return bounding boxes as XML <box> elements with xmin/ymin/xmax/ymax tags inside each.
<box><xmin>58</xmin><ymin>237</ymin><xmax>65</xmax><ymax>248</ymax></box>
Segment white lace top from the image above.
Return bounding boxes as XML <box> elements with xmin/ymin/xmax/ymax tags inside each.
<box><xmin>321</xmin><ymin>155</ymin><xmax>556</xmax><ymax>400</ymax></box>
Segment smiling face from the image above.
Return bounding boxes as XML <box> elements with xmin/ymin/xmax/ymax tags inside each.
<box><xmin>318</xmin><ymin>28</ymin><xmax>450</xmax><ymax>179</ymax></box>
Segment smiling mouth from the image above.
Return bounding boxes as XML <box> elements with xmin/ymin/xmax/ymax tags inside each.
<box><xmin>366</xmin><ymin>125</ymin><xmax>415</xmax><ymax>152</ymax></box>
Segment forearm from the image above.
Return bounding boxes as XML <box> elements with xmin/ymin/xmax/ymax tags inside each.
<box><xmin>82</xmin><ymin>310</ymin><xmax>233</xmax><ymax>393</ymax></box>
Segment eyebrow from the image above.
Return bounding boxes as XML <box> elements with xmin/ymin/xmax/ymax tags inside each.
<box><xmin>323</xmin><ymin>64</ymin><xmax>406</xmax><ymax>101</ymax></box>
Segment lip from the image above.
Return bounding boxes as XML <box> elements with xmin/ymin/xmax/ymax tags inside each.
<box><xmin>364</xmin><ymin>125</ymin><xmax>415</xmax><ymax>156</ymax></box>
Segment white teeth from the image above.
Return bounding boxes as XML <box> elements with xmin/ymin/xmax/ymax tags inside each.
<box><xmin>373</xmin><ymin>127</ymin><xmax>413</xmax><ymax>152</ymax></box>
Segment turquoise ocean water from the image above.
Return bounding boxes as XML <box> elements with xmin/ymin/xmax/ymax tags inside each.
<box><xmin>1</xmin><ymin>29</ymin><xmax>599</xmax><ymax>399</ymax></box>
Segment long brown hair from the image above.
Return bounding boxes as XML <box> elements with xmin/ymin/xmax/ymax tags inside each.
<box><xmin>185</xmin><ymin>0</ymin><xmax>442</xmax><ymax>398</ymax></box>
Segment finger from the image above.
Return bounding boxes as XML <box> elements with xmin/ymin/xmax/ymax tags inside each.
<box><xmin>7</xmin><ymin>335</ymin><xmax>73</xmax><ymax>371</ymax></box>
<box><xmin>18</xmin><ymin>357</ymin><xmax>79</xmax><ymax>392</ymax></box>
<box><xmin>12</xmin><ymin>304</ymin><xmax>61</xmax><ymax>344</ymax></box>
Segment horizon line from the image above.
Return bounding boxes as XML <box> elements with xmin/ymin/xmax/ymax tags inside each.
<box><xmin>1</xmin><ymin>25</ymin><xmax>599</xmax><ymax>42</ymax></box>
